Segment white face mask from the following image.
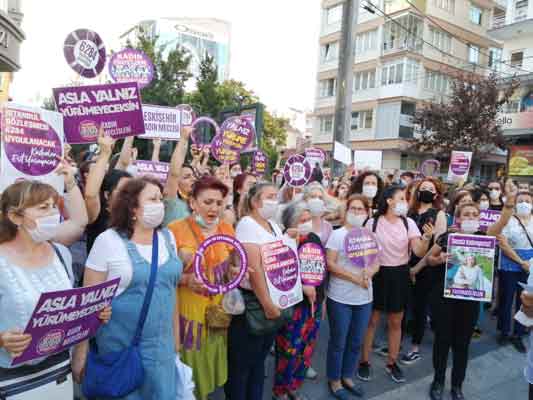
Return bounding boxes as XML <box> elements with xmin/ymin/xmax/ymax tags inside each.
<box><xmin>26</xmin><ymin>213</ymin><xmax>61</xmax><ymax>243</ymax></box>
<box><xmin>307</xmin><ymin>198</ymin><xmax>325</xmax><ymax>217</ymax></box>
<box><xmin>393</xmin><ymin>201</ymin><xmax>408</xmax><ymax>217</ymax></box>
<box><xmin>142</xmin><ymin>202</ymin><xmax>164</xmax><ymax>228</ymax></box>
<box><xmin>461</xmin><ymin>219</ymin><xmax>480</xmax><ymax>234</ymax></box>
<box><xmin>489</xmin><ymin>190</ymin><xmax>501</xmax><ymax>200</ymax></box>
<box><xmin>297</xmin><ymin>221</ymin><xmax>313</xmax><ymax>236</ymax></box>
<box><xmin>293</xmin><ymin>193</ymin><xmax>304</xmax><ymax>202</ymax></box>
<box><xmin>516</xmin><ymin>202</ymin><xmax>532</xmax><ymax>217</ymax></box>
<box><xmin>259</xmin><ymin>200</ymin><xmax>278</xmax><ymax>220</ymax></box>
<box><xmin>346</xmin><ymin>212</ymin><xmax>367</xmax><ymax>228</ymax></box>
<box><xmin>479</xmin><ymin>200</ymin><xmax>490</xmax><ymax>210</ymax></box>
<box><xmin>231</xmin><ymin>170</ymin><xmax>241</xmax><ymax>178</ymax></box>
<box><xmin>362</xmin><ymin>185</ymin><xmax>378</xmax><ymax>199</ymax></box>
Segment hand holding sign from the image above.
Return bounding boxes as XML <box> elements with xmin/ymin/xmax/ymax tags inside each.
<box><xmin>0</xmin><ymin>330</ymin><xmax>32</xmax><ymax>358</ymax></box>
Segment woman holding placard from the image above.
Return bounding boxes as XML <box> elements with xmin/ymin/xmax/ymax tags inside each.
<box><xmin>0</xmin><ymin>180</ymin><xmax>110</xmax><ymax>399</ymax></box>
<box><xmin>168</xmin><ymin>176</ymin><xmax>238</xmax><ymax>400</ymax></box>
<box><xmin>358</xmin><ymin>186</ymin><xmax>433</xmax><ymax>384</ymax></box>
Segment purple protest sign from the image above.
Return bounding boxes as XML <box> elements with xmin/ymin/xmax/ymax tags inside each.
<box><xmin>109</xmin><ymin>48</ymin><xmax>154</xmax><ymax>89</ymax></box>
<box><xmin>447</xmin><ymin>151</ymin><xmax>473</xmax><ymax>183</ymax></box>
<box><xmin>420</xmin><ymin>159</ymin><xmax>441</xmax><ymax>177</ymax></box>
<box><xmin>283</xmin><ymin>154</ymin><xmax>312</xmax><ymax>187</ymax></box>
<box><xmin>479</xmin><ymin>210</ymin><xmax>501</xmax><ymax>232</ymax></box>
<box><xmin>191</xmin><ymin>116</ymin><xmax>219</xmax><ymax>145</ymax></box>
<box><xmin>252</xmin><ymin>150</ymin><xmax>267</xmax><ymax>176</ymax></box>
<box><xmin>2</xmin><ymin>107</ymin><xmax>62</xmax><ymax>176</ymax></box>
<box><xmin>220</xmin><ymin>116</ymin><xmax>255</xmax><ymax>153</ymax></box>
<box><xmin>176</xmin><ymin>104</ymin><xmax>196</xmax><ymax>126</ymax></box>
<box><xmin>53</xmin><ymin>82</ymin><xmax>145</xmax><ymax>144</ymax></box>
<box><xmin>305</xmin><ymin>147</ymin><xmax>326</xmax><ymax>167</ymax></box>
<box><xmin>135</xmin><ymin>160</ymin><xmax>169</xmax><ymax>183</ymax></box>
<box><xmin>211</xmin><ymin>133</ymin><xmax>239</xmax><ymax>164</ymax></box>
<box><xmin>63</xmin><ymin>29</ymin><xmax>106</xmax><ymax>78</ymax></box>
<box><xmin>193</xmin><ymin>234</ymin><xmax>248</xmax><ymax>295</ymax></box>
<box><xmin>344</xmin><ymin>227</ymin><xmax>379</xmax><ymax>268</ymax></box>
<box><xmin>11</xmin><ymin>278</ymin><xmax>120</xmax><ymax>366</ymax></box>
<box><xmin>298</xmin><ymin>242</ymin><xmax>326</xmax><ymax>286</ymax></box>
<box><xmin>261</xmin><ymin>240</ymin><xmax>303</xmax><ymax>308</ymax></box>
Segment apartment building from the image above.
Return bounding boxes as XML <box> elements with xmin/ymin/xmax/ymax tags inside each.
<box><xmin>313</xmin><ymin>0</ymin><xmax>506</xmax><ymax>179</ymax></box>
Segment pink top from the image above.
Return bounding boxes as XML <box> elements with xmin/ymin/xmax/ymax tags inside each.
<box><xmin>366</xmin><ymin>216</ymin><xmax>421</xmax><ymax>266</ymax></box>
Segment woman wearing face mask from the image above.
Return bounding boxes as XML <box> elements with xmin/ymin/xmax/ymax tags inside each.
<box><xmin>472</xmin><ymin>189</ymin><xmax>490</xmax><ymax>211</ymax></box>
<box><xmin>446</xmin><ymin>191</ymin><xmax>473</xmax><ymax>227</ymax></box>
<box><xmin>326</xmin><ymin>195</ymin><xmax>379</xmax><ymax>399</ymax></box>
<box><xmin>0</xmin><ymin>181</ymin><xmax>110</xmax><ymax>399</ymax></box>
<box><xmin>74</xmin><ymin>177</ymin><xmax>182</xmax><ymax>398</ymax></box>
<box><xmin>487</xmin><ymin>181</ymin><xmax>504</xmax><ymax>211</ymax></box>
<box><xmin>225</xmin><ymin>183</ymin><xmax>286</xmax><ymax>400</ymax></box>
<box><xmin>167</xmin><ymin>177</ymin><xmax>236</xmax><ymax>399</ymax></box>
<box><xmin>303</xmin><ymin>182</ymin><xmax>334</xmax><ymax>245</ymax></box>
<box><xmin>271</xmin><ymin>201</ymin><xmax>326</xmax><ymax>400</ymax></box>
<box><xmin>487</xmin><ymin>182</ymin><xmax>531</xmax><ymax>354</ymax></box>
<box><xmin>357</xmin><ymin>186</ymin><xmax>433</xmax><ymax>384</ymax></box>
<box><xmin>349</xmin><ymin>172</ymin><xmax>384</xmax><ymax>212</ymax></box>
<box><xmin>401</xmin><ymin>178</ymin><xmax>447</xmax><ymax>365</ymax></box>
<box><xmin>427</xmin><ymin>202</ymin><xmax>487</xmax><ymax>400</ymax></box>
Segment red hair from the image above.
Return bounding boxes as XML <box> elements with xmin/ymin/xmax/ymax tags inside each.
<box><xmin>410</xmin><ymin>176</ymin><xmax>444</xmax><ymax>212</ymax></box>
<box><xmin>192</xmin><ymin>176</ymin><xmax>229</xmax><ymax>199</ymax></box>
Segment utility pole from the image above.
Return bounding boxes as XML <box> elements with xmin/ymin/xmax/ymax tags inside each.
<box><xmin>332</xmin><ymin>0</ymin><xmax>359</xmax><ymax>177</ymax></box>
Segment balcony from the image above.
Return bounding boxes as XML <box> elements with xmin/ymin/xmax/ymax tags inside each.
<box><xmin>492</xmin><ymin>13</ymin><xmax>506</xmax><ymax>29</ymax></box>
<box><xmin>382</xmin><ymin>38</ymin><xmax>423</xmax><ymax>55</ymax></box>
<box><xmin>488</xmin><ymin>15</ymin><xmax>533</xmax><ymax>39</ymax></box>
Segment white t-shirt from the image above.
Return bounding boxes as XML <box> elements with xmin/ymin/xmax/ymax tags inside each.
<box><xmin>86</xmin><ymin>229</ymin><xmax>177</xmax><ymax>296</ymax></box>
<box><xmin>326</xmin><ymin>227</ymin><xmax>373</xmax><ymax>305</ymax></box>
<box><xmin>502</xmin><ymin>216</ymin><xmax>533</xmax><ymax>250</ymax></box>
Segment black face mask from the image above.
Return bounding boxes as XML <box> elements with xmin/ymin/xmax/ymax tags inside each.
<box><xmin>417</xmin><ymin>190</ymin><xmax>435</xmax><ymax>204</ymax></box>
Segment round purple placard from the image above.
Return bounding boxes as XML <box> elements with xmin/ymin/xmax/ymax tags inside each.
<box><xmin>298</xmin><ymin>242</ymin><xmax>326</xmax><ymax>286</ymax></box>
<box><xmin>252</xmin><ymin>150</ymin><xmax>267</xmax><ymax>176</ymax></box>
<box><xmin>220</xmin><ymin>116</ymin><xmax>255</xmax><ymax>153</ymax></box>
<box><xmin>191</xmin><ymin>116</ymin><xmax>219</xmax><ymax>145</ymax></box>
<box><xmin>450</xmin><ymin>153</ymin><xmax>470</xmax><ymax>175</ymax></box>
<box><xmin>283</xmin><ymin>154</ymin><xmax>312</xmax><ymax>187</ymax></box>
<box><xmin>3</xmin><ymin>109</ymin><xmax>62</xmax><ymax>176</ymax></box>
<box><xmin>63</xmin><ymin>29</ymin><xmax>106</xmax><ymax>78</ymax></box>
<box><xmin>176</xmin><ymin>104</ymin><xmax>196</xmax><ymax>126</ymax></box>
<box><xmin>109</xmin><ymin>48</ymin><xmax>154</xmax><ymax>89</ymax></box>
<box><xmin>262</xmin><ymin>241</ymin><xmax>299</xmax><ymax>292</ymax></box>
<box><xmin>344</xmin><ymin>227</ymin><xmax>379</xmax><ymax>268</ymax></box>
<box><xmin>193</xmin><ymin>234</ymin><xmax>248</xmax><ymax>295</ymax></box>
<box><xmin>420</xmin><ymin>159</ymin><xmax>441</xmax><ymax>177</ymax></box>
<box><xmin>211</xmin><ymin>133</ymin><xmax>239</xmax><ymax>164</ymax></box>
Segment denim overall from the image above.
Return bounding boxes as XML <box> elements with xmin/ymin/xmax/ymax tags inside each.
<box><xmin>94</xmin><ymin>229</ymin><xmax>182</xmax><ymax>400</ymax></box>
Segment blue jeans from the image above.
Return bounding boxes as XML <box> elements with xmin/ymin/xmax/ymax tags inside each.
<box><xmin>326</xmin><ymin>298</ymin><xmax>372</xmax><ymax>381</ymax></box>
<box><xmin>498</xmin><ymin>270</ymin><xmax>528</xmax><ymax>337</ymax></box>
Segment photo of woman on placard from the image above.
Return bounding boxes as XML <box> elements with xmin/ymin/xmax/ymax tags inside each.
<box><xmin>452</xmin><ymin>255</ymin><xmax>483</xmax><ymax>290</ymax></box>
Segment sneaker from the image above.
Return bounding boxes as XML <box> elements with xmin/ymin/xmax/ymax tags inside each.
<box><xmin>385</xmin><ymin>363</ymin><xmax>406</xmax><ymax>383</ymax></box>
<box><xmin>305</xmin><ymin>366</ymin><xmax>318</xmax><ymax>380</ymax></box>
<box><xmin>511</xmin><ymin>336</ymin><xmax>527</xmax><ymax>354</ymax></box>
<box><xmin>472</xmin><ymin>327</ymin><xmax>482</xmax><ymax>339</ymax></box>
<box><xmin>400</xmin><ymin>351</ymin><xmax>421</xmax><ymax>365</ymax></box>
<box><xmin>429</xmin><ymin>381</ymin><xmax>444</xmax><ymax>400</ymax></box>
<box><xmin>375</xmin><ymin>346</ymin><xmax>389</xmax><ymax>357</ymax></box>
<box><xmin>451</xmin><ymin>386</ymin><xmax>465</xmax><ymax>400</ymax></box>
<box><xmin>357</xmin><ymin>362</ymin><xmax>372</xmax><ymax>381</ymax></box>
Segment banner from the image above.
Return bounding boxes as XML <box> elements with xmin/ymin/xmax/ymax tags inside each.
<box><xmin>139</xmin><ymin>104</ymin><xmax>181</xmax><ymax>140</ymax></box>
<box><xmin>447</xmin><ymin>151</ymin><xmax>472</xmax><ymax>184</ymax></box>
<box><xmin>12</xmin><ymin>278</ymin><xmax>120</xmax><ymax>366</ymax></box>
<box><xmin>298</xmin><ymin>242</ymin><xmax>326</xmax><ymax>286</ymax></box>
<box><xmin>108</xmin><ymin>48</ymin><xmax>154</xmax><ymax>89</ymax></box>
<box><xmin>0</xmin><ymin>104</ymin><xmax>64</xmax><ymax>193</ymax></box>
<box><xmin>509</xmin><ymin>145</ymin><xmax>533</xmax><ymax>176</ymax></box>
<box><xmin>479</xmin><ymin>210</ymin><xmax>501</xmax><ymax>232</ymax></box>
<box><xmin>53</xmin><ymin>81</ymin><xmax>145</xmax><ymax>144</ymax></box>
<box><xmin>444</xmin><ymin>234</ymin><xmax>496</xmax><ymax>302</ymax></box>
<box><xmin>251</xmin><ymin>150</ymin><xmax>267</xmax><ymax>176</ymax></box>
<box><xmin>135</xmin><ymin>160</ymin><xmax>169</xmax><ymax>183</ymax></box>
<box><xmin>261</xmin><ymin>241</ymin><xmax>303</xmax><ymax>309</ymax></box>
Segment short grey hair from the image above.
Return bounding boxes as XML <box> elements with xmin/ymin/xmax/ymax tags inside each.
<box><xmin>281</xmin><ymin>200</ymin><xmax>310</xmax><ymax>230</ymax></box>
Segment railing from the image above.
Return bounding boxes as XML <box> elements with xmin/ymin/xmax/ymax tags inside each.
<box><xmin>514</xmin><ymin>6</ymin><xmax>528</xmax><ymax>21</ymax></box>
<box><xmin>492</xmin><ymin>14</ymin><xmax>506</xmax><ymax>28</ymax></box>
<box><xmin>382</xmin><ymin>38</ymin><xmax>423</xmax><ymax>53</ymax></box>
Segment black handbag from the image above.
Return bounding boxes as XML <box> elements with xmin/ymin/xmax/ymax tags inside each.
<box><xmin>241</xmin><ymin>290</ymin><xmax>293</xmax><ymax>336</ymax></box>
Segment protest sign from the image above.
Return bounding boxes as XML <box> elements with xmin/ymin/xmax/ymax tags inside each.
<box><xmin>283</xmin><ymin>154</ymin><xmax>312</xmax><ymax>187</ymax></box>
<box><xmin>193</xmin><ymin>235</ymin><xmax>248</xmax><ymax>295</ymax></box>
<box><xmin>109</xmin><ymin>48</ymin><xmax>154</xmax><ymax>89</ymax></box>
<box><xmin>344</xmin><ymin>227</ymin><xmax>379</xmax><ymax>268</ymax></box>
<box><xmin>220</xmin><ymin>116</ymin><xmax>255</xmax><ymax>153</ymax></box>
<box><xmin>63</xmin><ymin>29</ymin><xmax>106</xmax><ymax>78</ymax></box>
<box><xmin>176</xmin><ymin>104</ymin><xmax>196</xmax><ymax>127</ymax></box>
<box><xmin>211</xmin><ymin>134</ymin><xmax>239</xmax><ymax>164</ymax></box>
<box><xmin>420</xmin><ymin>159</ymin><xmax>441</xmax><ymax>177</ymax></box>
<box><xmin>191</xmin><ymin>116</ymin><xmax>219</xmax><ymax>146</ymax></box>
<box><xmin>298</xmin><ymin>242</ymin><xmax>326</xmax><ymax>286</ymax></box>
<box><xmin>53</xmin><ymin>82</ymin><xmax>145</xmax><ymax>144</ymax></box>
<box><xmin>479</xmin><ymin>210</ymin><xmax>501</xmax><ymax>232</ymax></box>
<box><xmin>135</xmin><ymin>160</ymin><xmax>169</xmax><ymax>183</ymax></box>
<box><xmin>305</xmin><ymin>148</ymin><xmax>326</xmax><ymax>168</ymax></box>
<box><xmin>447</xmin><ymin>151</ymin><xmax>472</xmax><ymax>184</ymax></box>
<box><xmin>11</xmin><ymin>278</ymin><xmax>120</xmax><ymax>366</ymax></box>
<box><xmin>333</xmin><ymin>141</ymin><xmax>352</xmax><ymax>165</ymax></box>
<box><xmin>353</xmin><ymin>150</ymin><xmax>382</xmax><ymax>171</ymax></box>
<box><xmin>261</xmin><ymin>241</ymin><xmax>303</xmax><ymax>309</ymax></box>
<box><xmin>444</xmin><ymin>234</ymin><xmax>496</xmax><ymax>302</ymax></box>
<box><xmin>252</xmin><ymin>150</ymin><xmax>267</xmax><ymax>176</ymax></box>
<box><xmin>139</xmin><ymin>104</ymin><xmax>181</xmax><ymax>140</ymax></box>
<box><xmin>0</xmin><ymin>104</ymin><xmax>64</xmax><ymax>193</ymax></box>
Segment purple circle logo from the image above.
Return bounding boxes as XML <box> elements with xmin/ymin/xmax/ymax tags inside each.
<box><xmin>36</xmin><ymin>329</ymin><xmax>64</xmax><ymax>355</ymax></box>
<box><xmin>176</xmin><ymin>104</ymin><xmax>196</xmax><ymax>126</ymax></box>
<box><xmin>64</xmin><ymin>29</ymin><xmax>106</xmax><ymax>78</ymax></box>
<box><xmin>79</xmin><ymin>120</ymin><xmax>99</xmax><ymax>140</ymax></box>
<box><xmin>220</xmin><ymin>116</ymin><xmax>255</xmax><ymax>153</ymax></box>
<box><xmin>211</xmin><ymin>134</ymin><xmax>239</xmax><ymax>164</ymax></box>
<box><xmin>3</xmin><ymin>108</ymin><xmax>62</xmax><ymax>176</ymax></box>
<box><xmin>283</xmin><ymin>154</ymin><xmax>312</xmax><ymax>187</ymax></box>
<box><xmin>191</xmin><ymin>116</ymin><xmax>219</xmax><ymax>145</ymax></box>
<box><xmin>279</xmin><ymin>295</ymin><xmax>288</xmax><ymax>308</ymax></box>
<box><xmin>262</xmin><ymin>242</ymin><xmax>299</xmax><ymax>291</ymax></box>
<box><xmin>109</xmin><ymin>49</ymin><xmax>155</xmax><ymax>89</ymax></box>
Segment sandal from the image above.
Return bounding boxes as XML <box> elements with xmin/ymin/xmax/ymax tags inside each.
<box><xmin>342</xmin><ymin>381</ymin><xmax>365</xmax><ymax>397</ymax></box>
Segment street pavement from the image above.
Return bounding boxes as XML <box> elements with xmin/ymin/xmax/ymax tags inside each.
<box><xmin>212</xmin><ymin>308</ymin><xmax>529</xmax><ymax>399</ymax></box>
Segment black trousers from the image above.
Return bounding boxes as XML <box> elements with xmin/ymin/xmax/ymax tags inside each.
<box><xmin>529</xmin><ymin>383</ymin><xmax>533</xmax><ymax>400</ymax></box>
<box><xmin>431</xmin><ymin>286</ymin><xmax>479</xmax><ymax>387</ymax></box>
<box><xmin>411</xmin><ymin>269</ymin><xmax>433</xmax><ymax>345</ymax></box>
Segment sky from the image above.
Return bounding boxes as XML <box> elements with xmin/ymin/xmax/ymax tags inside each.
<box><xmin>11</xmin><ymin>0</ymin><xmax>322</xmax><ymax>114</ymax></box>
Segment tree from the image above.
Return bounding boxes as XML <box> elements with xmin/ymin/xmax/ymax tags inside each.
<box><xmin>412</xmin><ymin>73</ymin><xmax>519</xmax><ymax>157</ymax></box>
<box><xmin>186</xmin><ymin>54</ymin><xmax>221</xmax><ymax>117</ymax></box>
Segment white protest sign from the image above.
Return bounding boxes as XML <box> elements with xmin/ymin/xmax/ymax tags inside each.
<box><xmin>354</xmin><ymin>150</ymin><xmax>383</xmax><ymax>171</ymax></box>
<box><xmin>333</xmin><ymin>141</ymin><xmax>352</xmax><ymax>165</ymax></box>
<box><xmin>139</xmin><ymin>104</ymin><xmax>182</xmax><ymax>140</ymax></box>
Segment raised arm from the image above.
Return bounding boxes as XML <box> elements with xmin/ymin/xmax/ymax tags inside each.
<box><xmin>115</xmin><ymin>136</ymin><xmax>134</xmax><ymax>171</ymax></box>
<box><xmin>151</xmin><ymin>138</ymin><xmax>161</xmax><ymax>162</ymax></box>
<box><xmin>488</xmin><ymin>179</ymin><xmax>517</xmax><ymax>236</ymax></box>
<box><xmin>411</xmin><ymin>223</ymin><xmax>434</xmax><ymax>257</ymax></box>
<box><xmin>165</xmin><ymin>127</ymin><xmax>191</xmax><ymax>199</ymax></box>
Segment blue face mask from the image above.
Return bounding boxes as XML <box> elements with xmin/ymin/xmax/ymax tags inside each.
<box><xmin>195</xmin><ymin>213</ymin><xmax>218</xmax><ymax>229</ymax></box>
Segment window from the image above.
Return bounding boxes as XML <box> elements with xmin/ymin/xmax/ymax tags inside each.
<box><xmin>428</xmin><ymin>26</ymin><xmax>452</xmax><ymax>52</ymax></box>
<box><xmin>320</xmin><ymin>42</ymin><xmax>339</xmax><ymax>63</ymax></box>
<box><xmin>424</xmin><ymin>70</ymin><xmax>451</xmax><ymax>92</ymax></box>
<box><xmin>319</xmin><ymin>115</ymin><xmax>334</xmax><ymax>134</ymax></box>
<box><xmin>433</xmin><ymin>0</ymin><xmax>455</xmax><ymax>13</ymax></box>
<box><xmin>353</xmin><ymin>69</ymin><xmax>376</xmax><ymax>91</ymax></box>
<box><xmin>326</xmin><ymin>4</ymin><xmax>343</xmax><ymax>25</ymax></box>
<box><xmin>405</xmin><ymin>59</ymin><xmax>419</xmax><ymax>83</ymax></box>
<box><xmin>381</xmin><ymin>62</ymin><xmax>404</xmax><ymax>85</ymax></box>
<box><xmin>489</xmin><ymin>47</ymin><xmax>503</xmax><ymax>71</ymax></box>
<box><xmin>383</xmin><ymin>14</ymin><xmax>423</xmax><ymax>52</ymax></box>
<box><xmin>319</xmin><ymin>78</ymin><xmax>336</xmax><ymax>97</ymax></box>
<box><xmin>384</xmin><ymin>0</ymin><xmax>409</xmax><ymax>13</ymax></box>
<box><xmin>468</xmin><ymin>44</ymin><xmax>480</xmax><ymax>64</ymax></box>
<box><xmin>504</xmin><ymin>100</ymin><xmax>520</xmax><ymax>113</ymax></box>
<box><xmin>511</xmin><ymin>51</ymin><xmax>524</xmax><ymax>67</ymax></box>
<box><xmin>351</xmin><ymin>110</ymin><xmax>373</xmax><ymax>130</ymax></box>
<box><xmin>355</xmin><ymin>29</ymin><xmax>378</xmax><ymax>54</ymax></box>
<box><xmin>469</xmin><ymin>4</ymin><xmax>483</xmax><ymax>25</ymax></box>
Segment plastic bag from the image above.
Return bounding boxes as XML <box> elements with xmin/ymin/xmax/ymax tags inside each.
<box><xmin>175</xmin><ymin>354</ymin><xmax>195</xmax><ymax>400</ymax></box>
<box><xmin>222</xmin><ymin>288</ymin><xmax>245</xmax><ymax>315</ymax></box>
